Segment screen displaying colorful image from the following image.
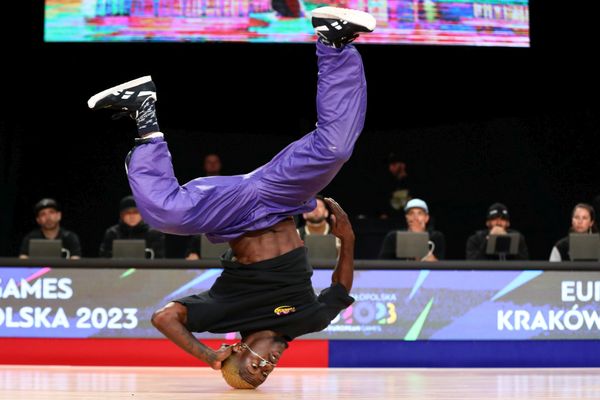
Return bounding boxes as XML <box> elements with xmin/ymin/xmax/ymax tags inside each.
<box><xmin>1</xmin><ymin>266</ymin><xmax>597</xmax><ymax>340</ymax></box>
<box><xmin>44</xmin><ymin>0</ymin><xmax>529</xmax><ymax>46</ymax></box>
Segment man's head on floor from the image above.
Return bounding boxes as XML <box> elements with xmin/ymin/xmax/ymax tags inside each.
<box><xmin>221</xmin><ymin>331</ymin><xmax>288</xmax><ymax>389</ymax></box>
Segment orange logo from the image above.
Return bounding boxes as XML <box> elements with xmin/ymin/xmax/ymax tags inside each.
<box><xmin>274</xmin><ymin>305</ymin><xmax>296</xmax><ymax>316</ymax></box>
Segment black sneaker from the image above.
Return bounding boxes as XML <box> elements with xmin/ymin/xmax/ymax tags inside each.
<box><xmin>311</xmin><ymin>7</ymin><xmax>376</xmax><ymax>48</ymax></box>
<box><xmin>87</xmin><ymin>76</ymin><xmax>157</xmax><ymax>118</ymax></box>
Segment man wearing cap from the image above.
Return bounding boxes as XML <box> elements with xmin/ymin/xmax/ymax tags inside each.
<box><xmin>378</xmin><ymin>198</ymin><xmax>446</xmax><ymax>261</ymax></box>
<box><xmin>465</xmin><ymin>202</ymin><xmax>529</xmax><ymax>260</ymax></box>
<box><xmin>99</xmin><ymin>195</ymin><xmax>166</xmax><ymax>258</ymax></box>
<box><xmin>19</xmin><ymin>198</ymin><xmax>82</xmax><ymax>259</ymax></box>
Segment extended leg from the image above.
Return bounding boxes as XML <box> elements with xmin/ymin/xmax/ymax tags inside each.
<box><xmin>256</xmin><ymin>40</ymin><xmax>367</xmax><ymax>209</ymax></box>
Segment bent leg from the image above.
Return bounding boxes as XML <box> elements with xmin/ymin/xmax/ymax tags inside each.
<box><xmin>257</xmin><ymin>41</ymin><xmax>367</xmax><ymax>208</ymax></box>
<box><xmin>126</xmin><ymin>137</ymin><xmax>251</xmax><ymax>236</ymax></box>
<box><xmin>126</xmin><ymin>137</ymin><xmax>203</xmax><ymax>234</ymax></box>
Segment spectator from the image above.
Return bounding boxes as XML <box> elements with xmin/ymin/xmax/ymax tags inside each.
<box><xmin>378</xmin><ymin>198</ymin><xmax>445</xmax><ymax>261</ymax></box>
<box><xmin>466</xmin><ymin>202</ymin><xmax>529</xmax><ymax>260</ymax></box>
<box><xmin>550</xmin><ymin>203</ymin><xmax>598</xmax><ymax>261</ymax></box>
<box><xmin>184</xmin><ymin>235</ymin><xmax>202</xmax><ymax>260</ymax></box>
<box><xmin>19</xmin><ymin>198</ymin><xmax>82</xmax><ymax>259</ymax></box>
<box><xmin>99</xmin><ymin>195</ymin><xmax>166</xmax><ymax>258</ymax></box>
<box><xmin>203</xmin><ymin>153</ymin><xmax>222</xmax><ymax>176</ymax></box>
<box><xmin>298</xmin><ymin>195</ymin><xmax>341</xmax><ymax>254</ymax></box>
<box><xmin>376</xmin><ymin>153</ymin><xmax>412</xmax><ymax>221</ymax></box>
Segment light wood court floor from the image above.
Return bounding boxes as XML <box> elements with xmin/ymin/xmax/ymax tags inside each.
<box><xmin>1</xmin><ymin>365</ymin><xmax>599</xmax><ymax>399</ymax></box>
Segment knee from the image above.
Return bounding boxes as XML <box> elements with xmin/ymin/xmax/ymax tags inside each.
<box><xmin>329</xmin><ymin>147</ymin><xmax>353</xmax><ymax>163</ymax></box>
<box><xmin>338</xmin><ymin>148</ymin><xmax>353</xmax><ymax>162</ymax></box>
<box><xmin>314</xmin><ymin>128</ymin><xmax>356</xmax><ymax>163</ymax></box>
<box><xmin>151</xmin><ymin>302</ymin><xmax>186</xmax><ymax>329</ymax></box>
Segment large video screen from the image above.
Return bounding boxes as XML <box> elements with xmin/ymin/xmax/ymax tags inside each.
<box><xmin>44</xmin><ymin>0</ymin><xmax>529</xmax><ymax>47</ymax></box>
<box><xmin>2</xmin><ymin>266</ymin><xmax>597</xmax><ymax>340</ymax></box>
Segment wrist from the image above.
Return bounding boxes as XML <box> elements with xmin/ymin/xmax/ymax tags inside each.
<box><xmin>340</xmin><ymin>234</ymin><xmax>355</xmax><ymax>244</ymax></box>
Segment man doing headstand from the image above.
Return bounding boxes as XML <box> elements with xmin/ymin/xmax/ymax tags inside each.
<box><xmin>88</xmin><ymin>6</ymin><xmax>375</xmax><ymax>388</ymax></box>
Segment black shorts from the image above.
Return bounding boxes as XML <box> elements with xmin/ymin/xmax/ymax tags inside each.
<box><xmin>175</xmin><ymin>247</ymin><xmax>317</xmax><ymax>335</ymax></box>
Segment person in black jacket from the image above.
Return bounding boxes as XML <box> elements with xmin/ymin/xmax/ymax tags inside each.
<box><xmin>465</xmin><ymin>202</ymin><xmax>529</xmax><ymax>260</ymax></box>
<box><xmin>99</xmin><ymin>195</ymin><xmax>165</xmax><ymax>258</ymax></box>
<box><xmin>19</xmin><ymin>198</ymin><xmax>82</xmax><ymax>259</ymax></box>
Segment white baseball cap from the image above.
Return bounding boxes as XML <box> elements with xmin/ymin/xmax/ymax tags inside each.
<box><xmin>405</xmin><ymin>198</ymin><xmax>429</xmax><ymax>214</ymax></box>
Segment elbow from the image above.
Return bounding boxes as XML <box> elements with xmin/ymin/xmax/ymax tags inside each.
<box><xmin>151</xmin><ymin>309</ymin><xmax>169</xmax><ymax>330</ymax></box>
<box><xmin>151</xmin><ymin>303</ymin><xmax>186</xmax><ymax>331</ymax></box>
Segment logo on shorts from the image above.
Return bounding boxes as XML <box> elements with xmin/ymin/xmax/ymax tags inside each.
<box><xmin>274</xmin><ymin>305</ymin><xmax>296</xmax><ymax>316</ymax></box>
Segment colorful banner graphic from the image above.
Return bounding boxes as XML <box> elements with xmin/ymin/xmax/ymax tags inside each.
<box><xmin>45</xmin><ymin>0</ymin><xmax>529</xmax><ymax>46</ymax></box>
<box><xmin>1</xmin><ymin>267</ymin><xmax>598</xmax><ymax>339</ymax></box>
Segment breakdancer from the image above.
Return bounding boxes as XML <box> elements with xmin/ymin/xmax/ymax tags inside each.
<box><xmin>88</xmin><ymin>6</ymin><xmax>375</xmax><ymax>388</ymax></box>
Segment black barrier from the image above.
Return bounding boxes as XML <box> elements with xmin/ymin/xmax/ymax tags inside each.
<box><xmin>0</xmin><ymin>257</ymin><xmax>598</xmax><ymax>270</ymax></box>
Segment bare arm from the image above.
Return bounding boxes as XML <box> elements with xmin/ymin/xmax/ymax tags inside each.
<box><xmin>324</xmin><ymin>198</ymin><xmax>355</xmax><ymax>292</ymax></box>
<box><xmin>151</xmin><ymin>302</ymin><xmax>232</xmax><ymax>369</ymax></box>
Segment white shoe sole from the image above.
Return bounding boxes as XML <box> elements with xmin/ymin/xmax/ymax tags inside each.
<box><xmin>311</xmin><ymin>7</ymin><xmax>376</xmax><ymax>32</ymax></box>
<box><xmin>87</xmin><ymin>75</ymin><xmax>154</xmax><ymax>109</ymax></box>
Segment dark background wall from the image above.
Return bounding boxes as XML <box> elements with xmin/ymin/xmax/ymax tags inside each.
<box><xmin>2</xmin><ymin>0</ymin><xmax>597</xmax><ymax>259</ymax></box>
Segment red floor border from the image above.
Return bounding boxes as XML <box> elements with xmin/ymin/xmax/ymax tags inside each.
<box><xmin>0</xmin><ymin>338</ymin><xmax>328</xmax><ymax>367</ymax></box>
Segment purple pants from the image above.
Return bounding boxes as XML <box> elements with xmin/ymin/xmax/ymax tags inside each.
<box><xmin>127</xmin><ymin>42</ymin><xmax>367</xmax><ymax>243</ymax></box>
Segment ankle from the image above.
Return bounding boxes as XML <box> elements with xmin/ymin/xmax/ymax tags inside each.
<box><xmin>140</xmin><ymin>132</ymin><xmax>164</xmax><ymax>139</ymax></box>
<box><xmin>136</xmin><ymin>97</ymin><xmax>160</xmax><ymax>137</ymax></box>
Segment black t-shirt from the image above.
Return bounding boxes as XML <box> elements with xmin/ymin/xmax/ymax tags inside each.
<box><xmin>175</xmin><ymin>247</ymin><xmax>354</xmax><ymax>341</ymax></box>
<box><xmin>374</xmin><ymin>174</ymin><xmax>411</xmax><ymax>219</ymax></box>
<box><xmin>19</xmin><ymin>228</ymin><xmax>82</xmax><ymax>257</ymax></box>
<box><xmin>99</xmin><ymin>221</ymin><xmax>165</xmax><ymax>258</ymax></box>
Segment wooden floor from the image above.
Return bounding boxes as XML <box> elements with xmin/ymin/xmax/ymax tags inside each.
<box><xmin>1</xmin><ymin>365</ymin><xmax>599</xmax><ymax>399</ymax></box>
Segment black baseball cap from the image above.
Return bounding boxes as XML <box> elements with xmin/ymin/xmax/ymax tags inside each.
<box><xmin>119</xmin><ymin>195</ymin><xmax>137</xmax><ymax>212</ymax></box>
<box><xmin>34</xmin><ymin>198</ymin><xmax>60</xmax><ymax>216</ymax></box>
<box><xmin>487</xmin><ymin>203</ymin><xmax>509</xmax><ymax>220</ymax></box>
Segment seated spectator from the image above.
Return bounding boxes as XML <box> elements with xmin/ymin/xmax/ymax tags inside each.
<box><xmin>378</xmin><ymin>198</ymin><xmax>445</xmax><ymax>261</ymax></box>
<box><xmin>298</xmin><ymin>195</ymin><xmax>341</xmax><ymax>255</ymax></box>
<box><xmin>184</xmin><ymin>234</ymin><xmax>231</xmax><ymax>260</ymax></box>
<box><xmin>203</xmin><ymin>153</ymin><xmax>222</xmax><ymax>177</ymax></box>
<box><xmin>99</xmin><ymin>195</ymin><xmax>165</xmax><ymax>258</ymax></box>
<box><xmin>466</xmin><ymin>202</ymin><xmax>529</xmax><ymax>260</ymax></box>
<box><xmin>184</xmin><ymin>235</ymin><xmax>202</xmax><ymax>260</ymax></box>
<box><xmin>550</xmin><ymin>203</ymin><xmax>598</xmax><ymax>261</ymax></box>
<box><xmin>19</xmin><ymin>198</ymin><xmax>82</xmax><ymax>259</ymax></box>
<box><xmin>376</xmin><ymin>153</ymin><xmax>411</xmax><ymax>222</ymax></box>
